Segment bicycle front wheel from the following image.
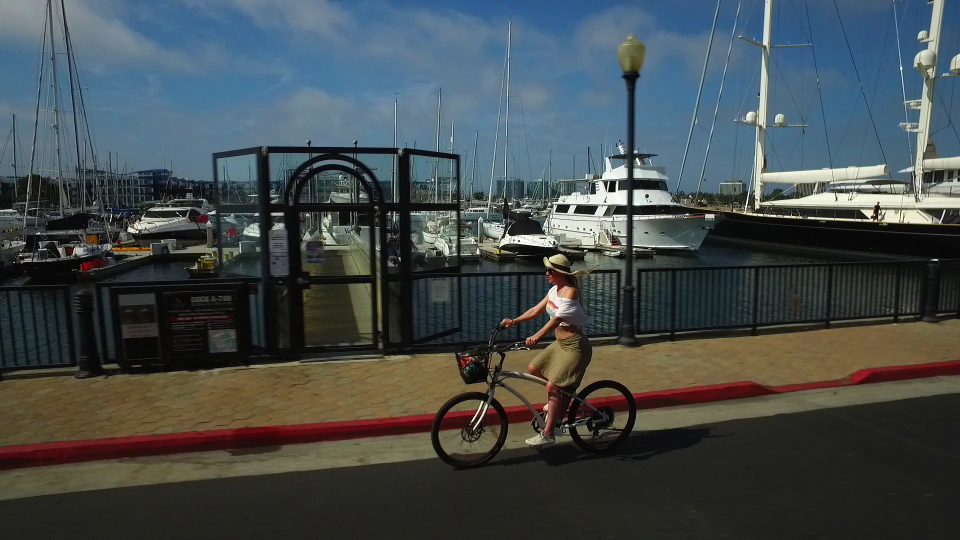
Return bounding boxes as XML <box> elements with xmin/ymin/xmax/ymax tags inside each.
<box><xmin>431</xmin><ymin>392</ymin><xmax>508</xmax><ymax>468</ymax></box>
<box><xmin>567</xmin><ymin>380</ymin><xmax>636</xmax><ymax>453</ymax></box>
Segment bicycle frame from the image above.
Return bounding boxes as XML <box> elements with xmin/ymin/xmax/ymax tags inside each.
<box><xmin>461</xmin><ymin>325</ymin><xmax>609</xmax><ymax>434</ymax></box>
<box><xmin>465</xmin><ymin>366</ymin><xmax>607</xmax><ymax>434</ymax></box>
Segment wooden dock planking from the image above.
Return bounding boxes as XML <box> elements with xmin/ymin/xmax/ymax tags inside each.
<box><xmin>478</xmin><ymin>244</ymin><xmax>516</xmax><ymax>261</ymax></box>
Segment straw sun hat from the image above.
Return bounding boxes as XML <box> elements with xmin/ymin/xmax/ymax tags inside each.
<box><xmin>543</xmin><ymin>253</ymin><xmax>591</xmax><ymax>276</ymax></box>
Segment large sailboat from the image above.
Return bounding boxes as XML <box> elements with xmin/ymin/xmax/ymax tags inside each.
<box><xmin>547</xmin><ymin>144</ymin><xmax>721</xmax><ymax>251</ymax></box>
<box><xmin>19</xmin><ymin>0</ymin><xmax>111</xmax><ymax>277</ymax></box>
<box><xmin>712</xmin><ymin>0</ymin><xmax>960</xmax><ymax>257</ymax></box>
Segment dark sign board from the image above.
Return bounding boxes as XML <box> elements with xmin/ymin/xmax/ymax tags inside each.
<box><xmin>110</xmin><ymin>282</ymin><xmax>251</xmax><ymax>366</ymax></box>
<box><xmin>162</xmin><ymin>290</ymin><xmax>240</xmax><ymax>358</ymax></box>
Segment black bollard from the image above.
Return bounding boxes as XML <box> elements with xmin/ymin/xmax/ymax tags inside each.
<box><xmin>920</xmin><ymin>259</ymin><xmax>941</xmax><ymax>323</ymax></box>
<box><xmin>74</xmin><ymin>289</ymin><xmax>104</xmax><ymax>378</ymax></box>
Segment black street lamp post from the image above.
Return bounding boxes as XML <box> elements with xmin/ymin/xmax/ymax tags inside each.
<box><xmin>617</xmin><ymin>35</ymin><xmax>646</xmax><ymax>347</ymax></box>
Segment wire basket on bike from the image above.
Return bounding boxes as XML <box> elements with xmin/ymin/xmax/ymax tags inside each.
<box><xmin>454</xmin><ymin>348</ymin><xmax>489</xmax><ymax>384</ymax></box>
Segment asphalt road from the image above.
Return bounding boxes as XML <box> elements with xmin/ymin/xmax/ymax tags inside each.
<box><xmin>3</xmin><ymin>393</ymin><xmax>959</xmax><ymax>539</ymax></box>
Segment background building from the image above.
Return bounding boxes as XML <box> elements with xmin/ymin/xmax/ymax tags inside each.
<box><xmin>495</xmin><ymin>179</ymin><xmax>525</xmax><ymax>200</ymax></box>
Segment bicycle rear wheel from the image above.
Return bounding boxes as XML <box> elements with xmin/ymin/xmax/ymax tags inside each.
<box><xmin>431</xmin><ymin>392</ymin><xmax>508</xmax><ymax>468</ymax></box>
<box><xmin>567</xmin><ymin>380</ymin><xmax>636</xmax><ymax>453</ymax></box>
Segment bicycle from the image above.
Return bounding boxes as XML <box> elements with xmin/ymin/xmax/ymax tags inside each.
<box><xmin>430</xmin><ymin>325</ymin><xmax>637</xmax><ymax>468</ymax></box>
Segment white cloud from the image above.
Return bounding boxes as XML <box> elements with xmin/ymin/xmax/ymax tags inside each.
<box><xmin>0</xmin><ymin>0</ymin><xmax>205</xmax><ymax>73</ymax></box>
<box><xmin>181</xmin><ymin>0</ymin><xmax>354</xmax><ymax>39</ymax></box>
<box><xmin>570</xmin><ymin>5</ymin><xmax>715</xmax><ymax>81</ymax></box>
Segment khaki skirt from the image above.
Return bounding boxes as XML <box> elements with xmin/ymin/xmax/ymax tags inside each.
<box><xmin>531</xmin><ymin>332</ymin><xmax>593</xmax><ymax>391</ymax></box>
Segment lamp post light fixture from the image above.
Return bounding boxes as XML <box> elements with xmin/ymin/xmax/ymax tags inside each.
<box><xmin>616</xmin><ymin>34</ymin><xmax>645</xmax><ymax>347</ymax></box>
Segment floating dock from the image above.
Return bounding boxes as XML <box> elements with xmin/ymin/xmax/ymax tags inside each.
<box><xmin>598</xmin><ymin>246</ymin><xmax>655</xmax><ymax>259</ymax></box>
<box><xmin>558</xmin><ymin>247</ymin><xmax>586</xmax><ymax>261</ymax></box>
<box><xmin>78</xmin><ymin>245</ymin><xmax>251</xmax><ymax>281</ymax></box>
<box><xmin>479</xmin><ymin>244</ymin><xmax>517</xmax><ymax>262</ymax></box>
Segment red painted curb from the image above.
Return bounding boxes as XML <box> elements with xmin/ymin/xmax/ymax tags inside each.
<box><xmin>2</xmin><ymin>358</ymin><xmax>959</xmax><ymax>470</ymax></box>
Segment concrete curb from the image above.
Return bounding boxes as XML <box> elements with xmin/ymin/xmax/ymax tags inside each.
<box><xmin>3</xmin><ymin>359</ymin><xmax>960</xmax><ymax>470</ymax></box>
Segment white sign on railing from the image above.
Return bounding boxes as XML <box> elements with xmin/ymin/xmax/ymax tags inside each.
<box><xmin>268</xmin><ymin>229</ymin><xmax>289</xmax><ymax>277</ymax></box>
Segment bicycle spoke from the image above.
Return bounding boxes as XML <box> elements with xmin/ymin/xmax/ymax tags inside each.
<box><xmin>431</xmin><ymin>393</ymin><xmax>508</xmax><ymax>468</ymax></box>
<box><xmin>568</xmin><ymin>381</ymin><xmax>636</xmax><ymax>453</ymax></box>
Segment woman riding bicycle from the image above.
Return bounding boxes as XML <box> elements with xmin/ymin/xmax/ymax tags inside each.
<box><xmin>501</xmin><ymin>254</ymin><xmax>592</xmax><ymax>447</ymax></box>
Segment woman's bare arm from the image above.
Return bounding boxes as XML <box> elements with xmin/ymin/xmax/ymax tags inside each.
<box><xmin>501</xmin><ymin>294</ymin><xmax>549</xmax><ymax>327</ymax></box>
<box><xmin>527</xmin><ymin>317</ymin><xmax>563</xmax><ymax>346</ymax></box>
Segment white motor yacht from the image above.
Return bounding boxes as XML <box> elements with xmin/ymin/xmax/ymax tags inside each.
<box><xmin>0</xmin><ymin>209</ymin><xmax>25</xmax><ymax>241</ymax></box>
<box><xmin>498</xmin><ymin>218</ymin><xmax>560</xmax><ymax>257</ymax></box>
<box><xmin>547</xmin><ymin>145</ymin><xmax>721</xmax><ymax>251</ymax></box>
<box><xmin>127</xmin><ymin>199</ymin><xmax>212</xmax><ymax>247</ymax></box>
<box><xmin>241</xmin><ymin>213</ymin><xmax>285</xmax><ymax>244</ymax></box>
<box><xmin>435</xmin><ymin>231</ymin><xmax>480</xmax><ymax>263</ymax></box>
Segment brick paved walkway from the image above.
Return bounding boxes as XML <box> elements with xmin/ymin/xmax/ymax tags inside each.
<box><xmin>2</xmin><ymin>320</ymin><xmax>959</xmax><ymax>448</ymax></box>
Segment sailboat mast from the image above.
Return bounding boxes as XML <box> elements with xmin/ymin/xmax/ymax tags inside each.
<box><xmin>471</xmin><ymin>131</ymin><xmax>479</xmax><ymax>198</ymax></box>
<box><xmin>11</xmin><ymin>114</ymin><xmax>18</xmax><ymax>200</ymax></box>
<box><xmin>392</xmin><ymin>95</ymin><xmax>397</xmax><ymax>188</ymax></box>
<box><xmin>548</xmin><ymin>150</ymin><xmax>552</xmax><ymax>202</ymax></box>
<box><xmin>503</xmin><ymin>21</ymin><xmax>512</xmax><ymax>197</ymax></box>
<box><xmin>25</xmin><ymin>7</ymin><xmax>49</xmax><ymax>230</ymax></box>
<box><xmin>912</xmin><ymin>0</ymin><xmax>945</xmax><ymax>197</ymax></box>
<box><xmin>450</xmin><ymin>119</ymin><xmax>455</xmax><ymax>201</ymax></box>
<box><xmin>59</xmin><ymin>0</ymin><xmax>85</xmax><ymax>215</ymax></box>
<box><xmin>751</xmin><ymin>0</ymin><xmax>773</xmax><ymax>211</ymax></box>
<box><xmin>434</xmin><ymin>87</ymin><xmax>441</xmax><ymax>202</ymax></box>
<box><xmin>47</xmin><ymin>0</ymin><xmax>67</xmax><ymax>216</ymax></box>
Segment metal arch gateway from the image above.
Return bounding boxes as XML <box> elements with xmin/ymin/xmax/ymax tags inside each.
<box><xmin>280</xmin><ymin>152</ymin><xmax>386</xmax><ymax>356</ymax></box>
<box><xmin>282</xmin><ymin>154</ymin><xmax>385</xmax><ymax>207</ymax></box>
<box><xmin>211</xmin><ymin>145</ymin><xmax>463</xmax><ymax>359</ymax></box>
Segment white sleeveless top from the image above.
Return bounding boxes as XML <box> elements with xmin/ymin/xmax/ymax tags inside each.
<box><xmin>546</xmin><ymin>285</ymin><xmax>591</xmax><ymax>328</ymax></box>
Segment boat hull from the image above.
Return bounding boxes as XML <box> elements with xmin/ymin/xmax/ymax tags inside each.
<box><xmin>21</xmin><ymin>253</ymin><xmax>103</xmax><ymax>277</ymax></box>
<box><xmin>130</xmin><ymin>228</ymin><xmax>207</xmax><ymax>247</ymax></box>
<box><xmin>549</xmin><ymin>213</ymin><xmax>720</xmax><ymax>251</ymax></box>
<box><xmin>712</xmin><ymin>211</ymin><xmax>960</xmax><ymax>258</ymax></box>
<box><xmin>498</xmin><ymin>240</ymin><xmax>558</xmax><ymax>257</ymax></box>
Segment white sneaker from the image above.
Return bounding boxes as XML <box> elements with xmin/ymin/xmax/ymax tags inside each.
<box><xmin>525</xmin><ymin>433</ymin><xmax>556</xmax><ymax>447</ymax></box>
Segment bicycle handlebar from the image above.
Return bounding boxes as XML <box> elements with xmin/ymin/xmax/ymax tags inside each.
<box><xmin>487</xmin><ymin>325</ymin><xmax>529</xmax><ymax>353</ymax></box>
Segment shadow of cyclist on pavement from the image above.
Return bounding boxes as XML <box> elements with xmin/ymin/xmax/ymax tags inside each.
<box><xmin>491</xmin><ymin>427</ymin><xmax>718</xmax><ymax>468</ymax></box>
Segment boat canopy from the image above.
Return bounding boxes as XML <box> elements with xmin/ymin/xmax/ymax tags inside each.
<box><xmin>45</xmin><ymin>212</ymin><xmax>94</xmax><ymax>231</ymax></box>
<box><xmin>505</xmin><ymin>218</ymin><xmax>545</xmax><ymax>236</ymax></box>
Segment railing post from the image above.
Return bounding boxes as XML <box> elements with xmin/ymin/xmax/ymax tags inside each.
<box><xmin>669</xmin><ymin>270</ymin><xmax>677</xmax><ymax>341</ymax></box>
<box><xmin>74</xmin><ymin>289</ymin><xmax>103</xmax><ymax>379</ymax></box>
<box><xmin>825</xmin><ymin>265</ymin><xmax>833</xmax><ymax>329</ymax></box>
<box><xmin>920</xmin><ymin>259</ymin><xmax>941</xmax><ymax>323</ymax></box>
<box><xmin>751</xmin><ymin>266</ymin><xmax>760</xmax><ymax>335</ymax></box>
<box><xmin>515</xmin><ymin>275</ymin><xmax>523</xmax><ymax>342</ymax></box>
<box><xmin>893</xmin><ymin>263</ymin><xmax>902</xmax><ymax>323</ymax></box>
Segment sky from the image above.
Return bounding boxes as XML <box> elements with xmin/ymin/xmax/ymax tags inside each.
<box><xmin>1</xmin><ymin>0</ymin><xmax>959</xmax><ymax>195</ymax></box>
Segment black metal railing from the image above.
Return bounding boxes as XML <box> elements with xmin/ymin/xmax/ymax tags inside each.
<box><xmin>939</xmin><ymin>259</ymin><xmax>960</xmax><ymax>316</ymax></box>
<box><xmin>92</xmin><ymin>278</ymin><xmax>266</xmax><ymax>364</ymax></box>
<box><xmin>2</xmin><ymin>259</ymin><xmax>956</xmax><ymax>369</ymax></box>
<box><xmin>410</xmin><ymin>270</ymin><xmax>620</xmax><ymax>349</ymax></box>
<box><xmin>637</xmin><ymin>260</ymin><xmax>929</xmax><ymax>337</ymax></box>
<box><xmin>0</xmin><ymin>285</ymin><xmax>76</xmax><ymax>370</ymax></box>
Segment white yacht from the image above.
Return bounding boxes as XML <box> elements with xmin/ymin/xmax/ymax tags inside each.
<box><xmin>241</xmin><ymin>213</ymin><xmax>285</xmax><ymax>244</ymax></box>
<box><xmin>462</xmin><ymin>205</ymin><xmax>496</xmax><ymax>222</ymax></box>
<box><xmin>480</xmin><ymin>218</ymin><xmax>505</xmax><ymax>240</ymax></box>
<box><xmin>127</xmin><ymin>199</ymin><xmax>212</xmax><ymax>247</ymax></box>
<box><xmin>712</xmin><ymin>0</ymin><xmax>960</xmax><ymax>257</ymax></box>
<box><xmin>547</xmin><ymin>146</ymin><xmax>721</xmax><ymax>251</ymax></box>
<box><xmin>435</xmin><ymin>230</ymin><xmax>481</xmax><ymax>263</ymax></box>
<box><xmin>498</xmin><ymin>218</ymin><xmax>560</xmax><ymax>257</ymax></box>
<box><xmin>0</xmin><ymin>209</ymin><xmax>25</xmax><ymax>241</ymax></box>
